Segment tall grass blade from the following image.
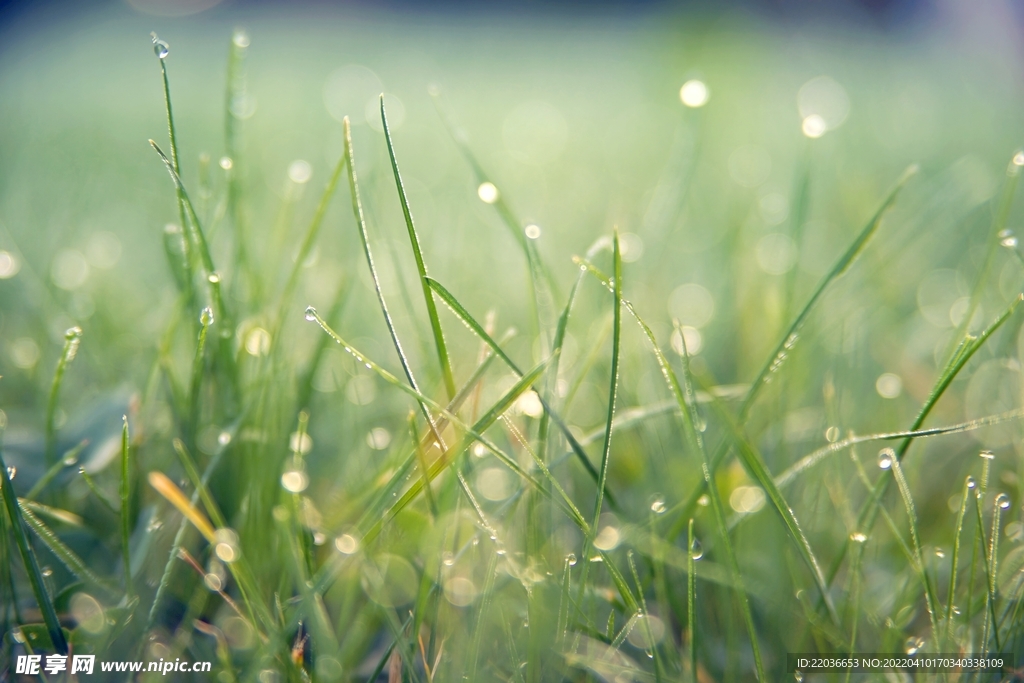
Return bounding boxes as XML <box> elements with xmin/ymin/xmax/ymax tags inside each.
<box><xmin>425</xmin><ymin>275</ymin><xmax>615</xmax><ymax>505</ymax></box>
<box><xmin>341</xmin><ymin>117</ymin><xmax>445</xmax><ymax>450</ymax></box>
<box><xmin>942</xmin><ymin>475</ymin><xmax>974</xmax><ymax>649</ymax></box>
<box><xmin>0</xmin><ymin>442</ymin><xmax>68</xmax><ymax>654</ymax></box>
<box><xmin>686</xmin><ymin>518</ymin><xmax>697</xmax><ymax>683</ymax></box>
<box><xmin>381</xmin><ymin>95</ymin><xmax>456</xmax><ymax>400</ymax></box>
<box><xmin>45</xmin><ymin>326</ymin><xmax>82</xmax><ymax>466</ymax></box>
<box><xmin>120</xmin><ymin>416</ymin><xmax>132</xmax><ymax>601</ymax></box>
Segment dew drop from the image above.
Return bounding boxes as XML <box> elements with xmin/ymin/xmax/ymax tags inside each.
<box><xmin>905</xmin><ymin>636</ymin><xmax>924</xmax><ymax>655</ymax></box>
<box><xmin>850</xmin><ymin>532</ymin><xmax>867</xmax><ymax>543</ymax></box>
<box><xmin>442</xmin><ymin>551</ymin><xmax>455</xmax><ymax>566</ymax></box>
<box><xmin>689</xmin><ymin>538</ymin><xmax>703</xmax><ymax>560</ymax></box>
<box><xmin>999</xmin><ymin>229</ymin><xmax>1018</xmax><ymax>248</ymax></box>
<box><xmin>217</xmin><ymin>431</ymin><xmax>231</xmax><ymax>446</ymax></box>
<box><xmin>824</xmin><ymin>426</ymin><xmax>840</xmax><ymax>443</ymax></box>
<box><xmin>150</xmin><ymin>33</ymin><xmax>169</xmax><ymax>59</ymax></box>
<box><xmin>303</xmin><ymin>306</ymin><xmax>317</xmax><ymax>322</ymax></box>
<box><xmin>334</xmin><ymin>533</ymin><xmax>359</xmax><ymax>554</ymax></box>
<box><xmin>650</xmin><ymin>497</ymin><xmax>666</xmax><ymax>514</ymax></box>
<box><xmin>1014</xmin><ymin>151</ymin><xmax>1024</xmax><ymax>167</ymax></box>
<box><xmin>207</xmin><ymin>272</ymin><xmax>221</xmax><ymax>285</ymax></box>
<box><xmin>566</xmin><ymin>553</ymin><xmax>577</xmax><ymax>566</ymax></box>
<box><xmin>477</xmin><ymin>182</ymin><xmax>499</xmax><ymax>204</ymax></box>
<box><xmin>281</xmin><ymin>470</ymin><xmax>308</xmax><ymax>493</ymax></box>
<box><xmin>200</xmin><ymin>306</ymin><xmax>214</xmax><ymax>326</ymax></box>
<box><xmin>979</xmin><ymin>450</ymin><xmax>995</xmax><ymax>460</ymax></box>
<box><xmin>794</xmin><ymin>672</ymin><xmax>804</xmax><ymax>683</ymax></box>
<box><xmin>934</xmin><ymin>547</ymin><xmax>945</xmax><ymax>558</ymax></box>
<box><xmin>42</xmin><ymin>567</ymin><xmax>53</xmax><ymax>577</ymax></box>
<box><xmin>996</xmin><ymin>493</ymin><xmax>1011</xmax><ymax>510</ymax></box>
<box><xmin>697</xmin><ymin>494</ymin><xmax>710</xmax><ymax>507</ymax></box>
<box><xmin>213</xmin><ymin>528</ymin><xmax>240</xmax><ymax>563</ymax></box>
<box><xmin>877</xmin><ymin>448</ymin><xmax>894</xmax><ymax>470</ymax></box>
<box><xmin>524</xmin><ymin>224</ymin><xmax>541</xmax><ymax>240</ymax></box>
<box><xmin>966</xmin><ymin>476</ymin><xmax>977</xmax><ymax>489</ymax></box>
<box><xmin>219</xmin><ymin>157</ymin><xmax>233</xmax><ymax>171</ymax></box>
<box><xmin>5</xmin><ymin>466</ymin><xmax>15</xmax><ymax>480</ymax></box>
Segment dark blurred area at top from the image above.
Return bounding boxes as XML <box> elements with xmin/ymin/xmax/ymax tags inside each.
<box><xmin>0</xmin><ymin>0</ymin><xmax>955</xmax><ymax>34</ymax></box>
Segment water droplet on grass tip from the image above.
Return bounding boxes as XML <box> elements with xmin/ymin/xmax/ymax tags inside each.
<box><xmin>150</xmin><ymin>33</ymin><xmax>169</xmax><ymax>59</ymax></box>
<box><xmin>996</xmin><ymin>493</ymin><xmax>1011</xmax><ymax>510</ymax></box>
<box><xmin>219</xmin><ymin>157</ymin><xmax>233</xmax><ymax>171</ymax></box>
<box><xmin>877</xmin><ymin>448</ymin><xmax>894</xmax><ymax>470</ymax></box>
<box><xmin>1014</xmin><ymin>151</ymin><xmax>1024</xmax><ymax>167</ymax></box>
<box><xmin>566</xmin><ymin>553</ymin><xmax>577</xmax><ymax>566</ymax></box>
<box><xmin>232</xmin><ymin>30</ymin><xmax>250</xmax><ymax>48</ymax></box>
<box><xmin>200</xmin><ymin>307</ymin><xmax>214</xmax><ymax>326</ymax></box>
<box><xmin>934</xmin><ymin>548</ymin><xmax>945</xmax><ymax>558</ymax></box>
<box><xmin>967</xmin><ymin>476</ymin><xmax>977</xmax><ymax>489</ymax></box>
<box><xmin>999</xmin><ymin>229</ymin><xmax>1018</xmax><ymax>248</ymax></box>
<box><xmin>650</xmin><ymin>497</ymin><xmax>666</xmax><ymax>514</ymax></box>
<box><xmin>979</xmin><ymin>450</ymin><xmax>995</xmax><ymax>460</ymax></box>
<box><xmin>850</xmin><ymin>532</ymin><xmax>867</xmax><ymax>543</ymax></box>
<box><xmin>442</xmin><ymin>551</ymin><xmax>455</xmax><ymax>566</ymax></box>
<box><xmin>524</xmin><ymin>224</ymin><xmax>541</xmax><ymax>239</ymax></box>
<box><xmin>304</xmin><ymin>306</ymin><xmax>317</xmax><ymax>321</ymax></box>
<box><xmin>689</xmin><ymin>538</ymin><xmax>703</xmax><ymax>560</ymax></box>
<box><xmin>65</xmin><ymin>326</ymin><xmax>83</xmax><ymax>340</ymax></box>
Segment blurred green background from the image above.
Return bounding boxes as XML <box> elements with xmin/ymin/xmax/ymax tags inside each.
<box><xmin>2</xmin><ymin>0</ymin><xmax>1024</xmax><ymax>679</ymax></box>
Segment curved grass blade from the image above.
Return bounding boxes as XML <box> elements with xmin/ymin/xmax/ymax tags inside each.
<box><xmin>45</xmin><ymin>327</ymin><xmax>82</xmax><ymax>466</ymax></box>
<box><xmin>342</xmin><ymin>117</ymin><xmax>446</xmax><ymax>450</ymax></box>
<box><xmin>831</xmin><ymin>294</ymin><xmax>1023</xmax><ymax>588</ymax></box>
<box><xmin>381</xmin><ymin>95</ymin><xmax>456</xmax><ymax>400</ymax></box>
<box><xmin>425</xmin><ymin>275</ymin><xmax>616</xmax><ymax>506</ymax></box>
<box><xmin>888</xmin><ymin>456</ymin><xmax>941</xmax><ymax>645</ymax></box>
<box><xmin>942</xmin><ymin>476</ymin><xmax>974</xmax><ymax>649</ymax></box>
<box><xmin>0</xmin><ymin>443</ymin><xmax>68</xmax><ymax>654</ymax></box>
<box><xmin>17</xmin><ymin>503</ymin><xmax>119</xmax><ymax>601</ymax></box>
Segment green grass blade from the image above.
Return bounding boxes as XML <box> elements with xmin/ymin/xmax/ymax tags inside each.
<box><xmin>0</xmin><ymin>443</ymin><xmax>68</xmax><ymax>654</ymax></box>
<box><xmin>151</xmin><ymin>33</ymin><xmax>196</xmax><ymax>306</ymax></box>
<box><xmin>381</xmin><ymin>95</ymin><xmax>456</xmax><ymax>400</ymax></box>
<box><xmin>831</xmin><ymin>294</ymin><xmax>1022</xmax><ymax>588</ymax></box>
<box><xmin>943</xmin><ymin>476</ymin><xmax>974</xmax><ymax>649</ymax></box>
<box><xmin>425</xmin><ymin>275</ymin><xmax>615</xmax><ymax>505</ymax></box>
<box><xmin>888</xmin><ymin>455</ymin><xmax>941</xmax><ymax>645</ymax></box>
<box><xmin>341</xmin><ymin>117</ymin><xmax>446</xmax><ymax>450</ymax></box>
<box><xmin>45</xmin><ymin>326</ymin><xmax>82</xmax><ymax>467</ymax></box>
<box><xmin>120</xmin><ymin>416</ymin><xmax>133</xmax><ymax>601</ymax></box>
<box><xmin>686</xmin><ymin>518</ymin><xmax>697</xmax><ymax>683</ymax></box>
<box><xmin>17</xmin><ymin>503</ymin><xmax>119</xmax><ymax>601</ymax></box>
<box><xmin>79</xmin><ymin>467</ymin><xmax>117</xmax><ymax>513</ymax></box>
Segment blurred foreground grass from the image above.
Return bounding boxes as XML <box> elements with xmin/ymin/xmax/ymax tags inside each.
<box><xmin>1</xmin><ymin>5</ymin><xmax>1024</xmax><ymax>681</ymax></box>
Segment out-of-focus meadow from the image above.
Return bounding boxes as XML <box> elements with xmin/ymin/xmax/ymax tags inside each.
<box><xmin>1</xmin><ymin>0</ymin><xmax>1024</xmax><ymax>680</ymax></box>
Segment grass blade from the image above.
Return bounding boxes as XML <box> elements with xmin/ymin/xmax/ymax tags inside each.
<box><xmin>120</xmin><ymin>416</ymin><xmax>133</xmax><ymax>601</ymax></box>
<box><xmin>45</xmin><ymin>326</ymin><xmax>82</xmax><ymax>467</ymax></box>
<box><xmin>342</xmin><ymin>117</ymin><xmax>446</xmax><ymax>450</ymax></box>
<box><xmin>686</xmin><ymin>518</ymin><xmax>697</xmax><ymax>683</ymax></box>
<box><xmin>942</xmin><ymin>475</ymin><xmax>974</xmax><ymax>649</ymax></box>
<box><xmin>425</xmin><ymin>275</ymin><xmax>616</xmax><ymax>506</ymax></box>
<box><xmin>381</xmin><ymin>95</ymin><xmax>456</xmax><ymax>400</ymax></box>
<box><xmin>0</xmin><ymin>441</ymin><xmax>68</xmax><ymax>654</ymax></box>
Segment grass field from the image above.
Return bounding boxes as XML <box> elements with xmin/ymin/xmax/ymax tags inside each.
<box><xmin>1</xmin><ymin>3</ymin><xmax>1024</xmax><ymax>681</ymax></box>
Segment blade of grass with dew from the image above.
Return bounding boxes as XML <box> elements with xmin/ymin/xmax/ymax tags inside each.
<box><xmin>341</xmin><ymin>117</ymin><xmax>446</xmax><ymax>451</ymax></box>
<box><xmin>980</xmin><ymin>492</ymin><xmax>1006</xmax><ymax>652</ymax></box>
<box><xmin>223</xmin><ymin>30</ymin><xmax>256</xmax><ymax>304</ymax></box>
<box><xmin>79</xmin><ymin>467</ymin><xmax>117</xmax><ymax>513</ymax></box>
<box><xmin>576</xmin><ymin>256</ymin><xmax>840</xmax><ymax>625</ymax></box>
<box><xmin>687</xmin><ymin>518</ymin><xmax>697</xmax><ymax>683</ymax></box>
<box><xmin>25</xmin><ymin>438</ymin><xmax>88</xmax><ymax>500</ymax></box>
<box><xmin>888</xmin><ymin>455</ymin><xmax>941</xmax><ymax>645</ymax></box>
<box><xmin>572</xmin><ymin>230</ymin><xmax>623</xmax><ymax>658</ymax></box>
<box><xmin>628</xmin><ymin>550</ymin><xmax>665</xmax><ymax>681</ymax></box>
<box><xmin>425</xmin><ymin>275</ymin><xmax>616</xmax><ymax>506</ymax></box>
<box><xmin>16</xmin><ymin>502</ymin><xmax>119</xmax><ymax>601</ymax></box>
<box><xmin>671</xmin><ymin>307</ymin><xmax>766</xmax><ymax>680</ymax></box>
<box><xmin>305</xmin><ymin>310</ymin><xmax>589</xmax><ymax>536</ymax></box>
<box><xmin>382</xmin><ymin>95</ymin><xmax>456</xmax><ymax>400</ymax></box>
<box><xmin>295</xmin><ymin>278</ymin><xmax>349</xmax><ymax>414</ymax></box>
<box><xmin>45</xmin><ymin>326</ymin><xmax>82</xmax><ymax>467</ymax></box>
<box><xmin>120</xmin><ymin>415</ymin><xmax>133</xmax><ymax>602</ymax></box>
<box><xmin>831</xmin><ymin>294</ymin><xmax>1022</xmax><ymax>590</ymax></box>
<box><xmin>150</xmin><ymin>33</ymin><xmax>196</xmax><ymax>309</ymax></box>
<box><xmin>0</xmin><ymin>443</ymin><xmax>68</xmax><ymax>654</ymax></box>
<box><xmin>945</xmin><ymin>152</ymin><xmax>1022</xmax><ymax>359</ymax></box>
<box><xmin>775</xmin><ymin>408</ymin><xmax>1024</xmax><ymax>489</ymax></box>
<box><xmin>272</xmin><ymin>133</ymin><xmax>348</xmax><ymax>341</ymax></box>
<box><xmin>656</xmin><ymin>166</ymin><xmax>917</xmax><ymax>542</ymax></box>
<box><xmin>942</xmin><ymin>476</ymin><xmax>974</xmax><ymax>650</ymax></box>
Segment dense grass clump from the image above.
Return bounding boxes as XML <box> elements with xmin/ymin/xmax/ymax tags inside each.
<box><xmin>1</xmin><ymin>26</ymin><xmax>1024</xmax><ymax>683</ymax></box>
